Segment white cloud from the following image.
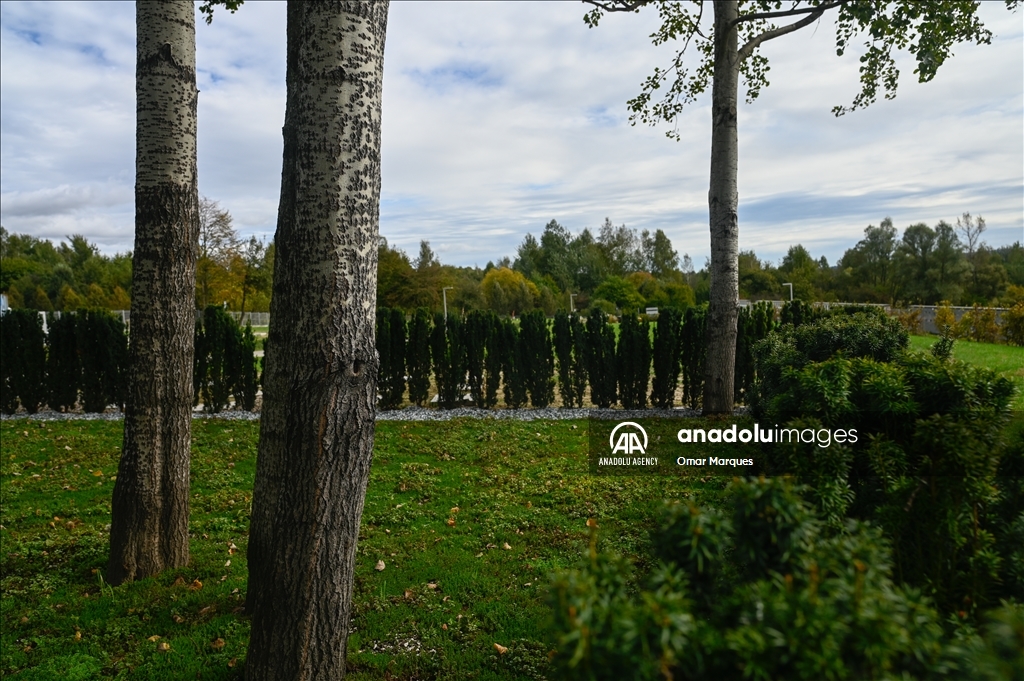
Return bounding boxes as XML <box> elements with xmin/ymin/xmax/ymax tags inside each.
<box><xmin>1</xmin><ymin>1</ymin><xmax>1020</xmax><ymax>268</ymax></box>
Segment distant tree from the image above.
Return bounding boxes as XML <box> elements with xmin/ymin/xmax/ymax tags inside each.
<box><xmin>481</xmin><ymin>266</ymin><xmax>538</xmax><ymax>316</ymax></box>
<box><xmin>196</xmin><ymin>195</ymin><xmax>240</xmax><ymax>310</ymax></box>
<box><xmin>641</xmin><ymin>228</ymin><xmax>679</xmax><ymax>278</ymax></box>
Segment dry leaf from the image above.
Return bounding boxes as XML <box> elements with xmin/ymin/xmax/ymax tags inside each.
<box><xmin>586</xmin><ymin>518</ymin><xmax>598</xmax><ymax>528</ymax></box>
<box><xmin>157</xmin><ymin>641</ymin><xmax>171</xmax><ymax>652</ymax></box>
<box><xmin>20</xmin><ymin>616</ymin><xmax>29</xmax><ymax>624</ymax></box>
<box><xmin>198</xmin><ymin>605</ymin><xmax>215</xmax><ymax>616</ymax></box>
<box><xmin>404</xmin><ymin>589</ymin><xmax>413</xmax><ymax>599</ymax></box>
<box><xmin>442</xmin><ymin>623</ymin><xmax>448</xmax><ymax>630</ymax></box>
<box><xmin>526</xmin><ymin>501</ymin><xmax>532</xmax><ymax>508</ymax></box>
<box><xmin>224</xmin><ymin>560</ymin><xmax>231</xmax><ymax>567</ymax></box>
<box><xmin>228</xmin><ymin>658</ymin><xmax>237</xmax><ymax>668</ymax></box>
<box><xmin>73</xmin><ymin>630</ymin><xmax>81</xmax><ymax>641</ymax></box>
<box><xmin>375</xmin><ymin>560</ymin><xmax>386</xmax><ymax>571</ymax></box>
<box><xmin>92</xmin><ymin>470</ymin><xmax>103</xmax><ymax>476</ymax></box>
<box><xmin>172</xmin><ymin>576</ymin><xmax>186</xmax><ymax>587</ymax></box>
<box><xmin>475</xmin><ymin>552</ymin><xmax>483</xmax><ymax>558</ymax></box>
<box><xmin>446</xmin><ymin>517</ymin><xmax>456</xmax><ymax>527</ymax></box>
<box><xmin>502</xmin><ymin>542</ymin><xmax>511</xmax><ymax>550</ymax></box>
<box><xmin>494</xmin><ymin>643</ymin><xmax>508</xmax><ymax>655</ymax></box>
<box><xmin>172</xmin><ymin>615</ymin><xmax>184</xmax><ymax>623</ymax></box>
<box><xmin>211</xmin><ymin>638</ymin><xmax>226</xmax><ymax>650</ymax></box>
<box><xmin>148</xmin><ymin>635</ymin><xmax>162</xmax><ymax>642</ymax></box>
<box><xmin>426</xmin><ymin>582</ymin><xmax>437</xmax><ymax>590</ymax></box>
<box><xmin>450</xmin><ymin>506</ymin><xmax>459</xmax><ymax>514</ymax></box>
<box><xmin>189</xmin><ymin>579</ymin><xmax>203</xmax><ymax>591</ymax></box>
<box><xmin>228</xmin><ymin>542</ymin><xmax>238</xmax><ymax>554</ymax></box>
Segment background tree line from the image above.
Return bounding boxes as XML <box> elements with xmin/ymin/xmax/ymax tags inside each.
<box><xmin>5</xmin><ymin>211</ymin><xmax>1022</xmax><ymax>315</ymax></box>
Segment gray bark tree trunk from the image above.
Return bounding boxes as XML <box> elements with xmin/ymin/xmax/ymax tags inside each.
<box><xmin>107</xmin><ymin>0</ymin><xmax>198</xmax><ymax>585</ymax></box>
<box><xmin>244</xmin><ymin>2</ymin><xmax>387</xmax><ymax>678</ymax></box>
<box><xmin>703</xmin><ymin>0</ymin><xmax>740</xmax><ymax>414</ymax></box>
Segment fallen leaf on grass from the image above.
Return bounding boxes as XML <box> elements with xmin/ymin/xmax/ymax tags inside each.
<box><xmin>225</xmin><ymin>559</ymin><xmax>231</xmax><ymax>567</ymax></box>
<box><xmin>375</xmin><ymin>560</ymin><xmax>385</xmax><ymax>571</ymax></box>
<box><xmin>475</xmin><ymin>552</ymin><xmax>483</xmax><ymax>558</ymax></box>
<box><xmin>446</xmin><ymin>517</ymin><xmax>456</xmax><ymax>527</ymax></box>
<box><xmin>73</xmin><ymin>630</ymin><xmax>81</xmax><ymax>641</ymax></box>
<box><xmin>450</xmin><ymin>506</ymin><xmax>459</xmax><ymax>514</ymax></box>
<box><xmin>228</xmin><ymin>658</ymin><xmax>237</xmax><ymax>668</ymax></box>
<box><xmin>228</xmin><ymin>542</ymin><xmax>238</xmax><ymax>554</ymax></box>
<box><xmin>198</xmin><ymin>605</ymin><xmax>215</xmax><ymax>616</ymax></box>
<box><xmin>157</xmin><ymin>641</ymin><xmax>171</xmax><ymax>652</ymax></box>
<box><xmin>147</xmin><ymin>635</ymin><xmax>161</xmax><ymax>642</ymax></box>
<box><xmin>494</xmin><ymin>643</ymin><xmax>508</xmax><ymax>655</ymax></box>
<box><xmin>426</xmin><ymin>582</ymin><xmax>437</xmax><ymax>590</ymax></box>
<box><xmin>502</xmin><ymin>542</ymin><xmax>511</xmax><ymax>550</ymax></box>
<box><xmin>586</xmin><ymin>518</ymin><xmax>598</xmax><ymax>528</ymax></box>
<box><xmin>172</xmin><ymin>576</ymin><xmax>186</xmax><ymax>587</ymax></box>
<box><xmin>211</xmin><ymin>638</ymin><xmax>225</xmax><ymax>651</ymax></box>
<box><xmin>189</xmin><ymin>579</ymin><xmax>203</xmax><ymax>591</ymax></box>
<box><xmin>172</xmin><ymin>615</ymin><xmax>184</xmax><ymax>623</ymax></box>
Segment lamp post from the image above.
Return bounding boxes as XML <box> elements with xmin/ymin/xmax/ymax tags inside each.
<box><xmin>783</xmin><ymin>283</ymin><xmax>793</xmax><ymax>302</ymax></box>
<box><xmin>569</xmin><ymin>293</ymin><xmax>576</xmax><ymax>314</ymax></box>
<box><xmin>442</xmin><ymin>286</ymin><xmax>454</xmax><ymax>320</ymax></box>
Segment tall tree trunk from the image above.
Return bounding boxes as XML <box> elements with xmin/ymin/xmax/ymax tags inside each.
<box><xmin>107</xmin><ymin>0</ymin><xmax>198</xmax><ymax>585</ymax></box>
<box><xmin>245</xmin><ymin>2</ymin><xmax>387</xmax><ymax>678</ymax></box>
<box><xmin>703</xmin><ymin>0</ymin><xmax>740</xmax><ymax>414</ymax></box>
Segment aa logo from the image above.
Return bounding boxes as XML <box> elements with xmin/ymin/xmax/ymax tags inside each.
<box><xmin>609</xmin><ymin>422</ymin><xmax>648</xmax><ymax>455</ymax></box>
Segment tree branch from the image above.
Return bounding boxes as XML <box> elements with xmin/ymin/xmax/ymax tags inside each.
<box><xmin>731</xmin><ymin>0</ymin><xmax>847</xmax><ymax>27</ymax></box>
<box><xmin>737</xmin><ymin>3</ymin><xmax>843</xmax><ymax>62</ymax></box>
<box><xmin>582</xmin><ymin>0</ymin><xmax>650</xmax><ymax>13</ymax></box>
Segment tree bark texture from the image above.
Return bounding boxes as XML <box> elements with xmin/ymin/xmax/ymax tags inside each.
<box><xmin>245</xmin><ymin>2</ymin><xmax>387</xmax><ymax>679</ymax></box>
<box><xmin>703</xmin><ymin>0</ymin><xmax>741</xmax><ymax>414</ymax></box>
<box><xmin>107</xmin><ymin>0</ymin><xmax>198</xmax><ymax>586</ymax></box>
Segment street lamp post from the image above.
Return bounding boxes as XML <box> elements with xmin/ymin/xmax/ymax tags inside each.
<box><xmin>783</xmin><ymin>283</ymin><xmax>793</xmax><ymax>302</ymax></box>
<box><xmin>569</xmin><ymin>293</ymin><xmax>576</xmax><ymax>314</ymax></box>
<box><xmin>442</xmin><ymin>286</ymin><xmax>454</xmax><ymax>320</ymax></box>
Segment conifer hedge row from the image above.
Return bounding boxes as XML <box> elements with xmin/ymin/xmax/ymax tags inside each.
<box><xmin>373</xmin><ymin>303</ymin><xmax>783</xmax><ymax>410</ymax></box>
<box><xmin>0</xmin><ymin>306</ymin><xmax>257</xmax><ymax>414</ymax></box>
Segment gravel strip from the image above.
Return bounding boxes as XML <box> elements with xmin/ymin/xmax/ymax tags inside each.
<box><xmin>3</xmin><ymin>405</ymin><xmax>749</xmax><ymax>423</ymax></box>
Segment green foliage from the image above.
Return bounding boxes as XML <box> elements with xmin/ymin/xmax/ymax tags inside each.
<box><xmin>520</xmin><ymin>310</ymin><xmax>555</xmax><ymax>408</ymax></box>
<box><xmin>46</xmin><ymin>313</ymin><xmax>80</xmax><ymax>412</ymax></box>
<box><xmin>500</xmin><ymin>317</ymin><xmax>528</xmax><ymax>409</ymax></box>
<box><xmin>233</xmin><ymin>322</ymin><xmax>258</xmax><ymax>411</ymax></box>
<box><xmin>679</xmin><ymin>305</ymin><xmax>706</xmax><ymax>410</ymax></box>
<box><xmin>551</xmin><ymin>477</ymin><xmax>958</xmax><ymax>681</ymax></box>
<box><xmin>553</xmin><ymin>310</ymin><xmax>586</xmax><ymax>408</ymax></box>
<box><xmin>406</xmin><ymin>309</ymin><xmax>433</xmax><ymax>406</ymax></box>
<box><xmin>649</xmin><ymin>308</ymin><xmax>682</xmax><ymax>408</ymax></box>
<box><xmin>932</xmin><ymin>323</ymin><xmax>956</xmax><ymax>360</ymax></box>
<box><xmin>376</xmin><ymin>307</ymin><xmax>408</xmax><ymax>409</ymax></box>
<box><xmin>76</xmin><ymin>310</ymin><xmax>126</xmax><ymax>413</ymax></box>
<box><xmin>1004</xmin><ymin>302</ymin><xmax>1024</xmax><ymax>346</ymax></box>
<box><xmin>734</xmin><ymin>301</ymin><xmax>776</xmax><ymax>405</ymax></box>
<box><xmin>430</xmin><ymin>312</ymin><xmax>466</xmax><ymax>409</ymax></box>
<box><xmin>0</xmin><ymin>310</ymin><xmax>47</xmax><ymax>413</ymax></box>
<box><xmin>192</xmin><ymin>306</ymin><xmax>255</xmax><ymax>412</ymax></box>
<box><xmin>482</xmin><ymin>311</ymin><xmax>502</xmax><ymax>409</ymax></box>
<box><xmin>583</xmin><ymin>308</ymin><xmax>617</xmax><ymax>408</ymax></box>
<box><xmin>755</xmin><ymin>318</ymin><xmax>1018</xmax><ymax>611</ymax></box>
<box><xmin>464</xmin><ymin>310</ymin><xmax>489</xmax><ymax>407</ymax></box>
<box><xmin>615</xmin><ymin>313</ymin><xmax>650</xmax><ymax>409</ymax></box>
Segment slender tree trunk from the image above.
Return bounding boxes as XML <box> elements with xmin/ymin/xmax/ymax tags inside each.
<box><xmin>703</xmin><ymin>0</ymin><xmax>740</xmax><ymax>414</ymax></box>
<box><xmin>107</xmin><ymin>0</ymin><xmax>198</xmax><ymax>585</ymax></box>
<box><xmin>245</xmin><ymin>2</ymin><xmax>387</xmax><ymax>678</ymax></box>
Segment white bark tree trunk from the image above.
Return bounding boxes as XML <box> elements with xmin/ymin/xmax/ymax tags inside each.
<box><xmin>245</xmin><ymin>2</ymin><xmax>388</xmax><ymax>678</ymax></box>
<box><xmin>704</xmin><ymin>0</ymin><xmax>741</xmax><ymax>414</ymax></box>
<box><xmin>107</xmin><ymin>0</ymin><xmax>198</xmax><ymax>585</ymax></box>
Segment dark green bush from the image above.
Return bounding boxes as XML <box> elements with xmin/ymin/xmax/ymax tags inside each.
<box><xmin>734</xmin><ymin>301</ymin><xmax>776</xmax><ymax>405</ymax></box>
<box><xmin>47</xmin><ymin>313</ymin><xmax>80</xmax><ymax>411</ymax></box>
<box><xmin>553</xmin><ymin>310</ymin><xmax>586</xmax><ymax>408</ymax></box>
<box><xmin>406</xmin><ymin>308</ymin><xmax>432</xmax><ymax>406</ymax></box>
<box><xmin>520</xmin><ymin>310</ymin><xmax>555</xmax><ymax>408</ymax></box>
<box><xmin>680</xmin><ymin>305</ymin><xmax>706</xmax><ymax>409</ymax></box>
<box><xmin>375</xmin><ymin>307</ymin><xmax>407</xmax><ymax>409</ymax></box>
<box><xmin>482</xmin><ymin>311</ymin><xmax>502</xmax><ymax>409</ymax></box>
<box><xmin>583</xmin><ymin>308</ymin><xmax>616</xmax><ymax>408</ymax></box>
<box><xmin>550</xmin><ymin>477</ymin><xmax>957</xmax><ymax>681</ymax></box>
<box><xmin>464</xmin><ymin>310</ymin><xmax>489</xmax><ymax>407</ymax></box>
<box><xmin>501</xmin><ymin>317</ymin><xmax>528</xmax><ymax>409</ymax></box>
<box><xmin>0</xmin><ymin>309</ymin><xmax>47</xmax><ymax>413</ymax></box>
<box><xmin>77</xmin><ymin>309</ymin><xmax>126</xmax><ymax>413</ymax></box>
<box><xmin>650</xmin><ymin>308</ymin><xmax>682</xmax><ymax>408</ymax></box>
<box><xmin>616</xmin><ymin>313</ymin><xmax>650</xmax><ymax>409</ymax></box>
<box><xmin>195</xmin><ymin>306</ymin><xmax>234</xmax><ymax>412</ymax></box>
<box><xmin>232</xmin><ymin>322</ymin><xmax>258</xmax><ymax>411</ymax></box>
<box><xmin>376</xmin><ymin>307</ymin><xmax>392</xmax><ymax>405</ymax></box>
<box><xmin>431</xmin><ymin>312</ymin><xmax>465</xmax><ymax>409</ymax></box>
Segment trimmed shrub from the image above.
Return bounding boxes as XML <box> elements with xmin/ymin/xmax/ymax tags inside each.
<box><xmin>195</xmin><ymin>306</ymin><xmax>234</xmax><ymax>412</ymax></box>
<box><xmin>1001</xmin><ymin>301</ymin><xmax>1024</xmax><ymax>346</ymax></box>
<box><xmin>550</xmin><ymin>478</ymin><xmax>956</xmax><ymax>681</ymax></box>
<box><xmin>679</xmin><ymin>305</ymin><xmax>706</xmax><ymax>410</ymax></box>
<box><xmin>583</xmin><ymin>308</ymin><xmax>617</xmax><ymax>408</ymax></box>
<box><xmin>520</xmin><ymin>310</ymin><xmax>555</xmax><ymax>408</ymax></box>
<box><xmin>406</xmin><ymin>309</ymin><xmax>432</xmax><ymax>406</ymax></box>
<box><xmin>616</xmin><ymin>313</ymin><xmax>650</xmax><ymax>409</ymax></box>
<box><xmin>780</xmin><ymin>298</ymin><xmax>816</xmax><ymax>327</ymax></box>
<box><xmin>376</xmin><ymin>307</ymin><xmax>392</xmax><ymax>404</ymax></box>
<box><xmin>650</xmin><ymin>308</ymin><xmax>682</xmax><ymax>408</ymax></box>
<box><xmin>77</xmin><ymin>309</ymin><xmax>126</xmax><ymax>413</ymax></box>
<box><xmin>464</xmin><ymin>310</ymin><xmax>489</xmax><ymax>407</ymax></box>
<box><xmin>385</xmin><ymin>308</ymin><xmax>406</xmax><ymax>407</ymax></box>
<box><xmin>0</xmin><ymin>309</ymin><xmax>47</xmax><ymax>413</ymax></box>
<box><xmin>501</xmin><ymin>317</ymin><xmax>528</xmax><ymax>409</ymax></box>
<box><xmin>482</xmin><ymin>311</ymin><xmax>502</xmax><ymax>409</ymax></box>
<box><xmin>47</xmin><ymin>312</ymin><xmax>80</xmax><ymax>411</ymax></box>
<box><xmin>553</xmin><ymin>310</ymin><xmax>586</xmax><ymax>408</ymax></box>
<box><xmin>431</xmin><ymin>312</ymin><xmax>465</xmax><ymax>409</ymax></box>
<box><xmin>734</xmin><ymin>301</ymin><xmax>776</xmax><ymax>405</ymax></box>
<box><xmin>232</xmin><ymin>322</ymin><xmax>258</xmax><ymax>411</ymax></box>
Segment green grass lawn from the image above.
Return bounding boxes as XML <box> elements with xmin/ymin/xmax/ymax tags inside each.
<box><xmin>1</xmin><ymin>418</ymin><xmax>725</xmax><ymax>680</ymax></box>
<box><xmin>909</xmin><ymin>335</ymin><xmax>1024</xmax><ymax>410</ymax></box>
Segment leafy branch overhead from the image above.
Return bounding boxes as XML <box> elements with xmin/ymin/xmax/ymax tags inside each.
<box><xmin>584</xmin><ymin>0</ymin><xmax>1016</xmax><ymax>138</ymax></box>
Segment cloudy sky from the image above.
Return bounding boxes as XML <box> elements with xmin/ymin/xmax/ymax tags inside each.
<box><xmin>1</xmin><ymin>1</ymin><xmax>1021</xmax><ymax>269</ymax></box>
